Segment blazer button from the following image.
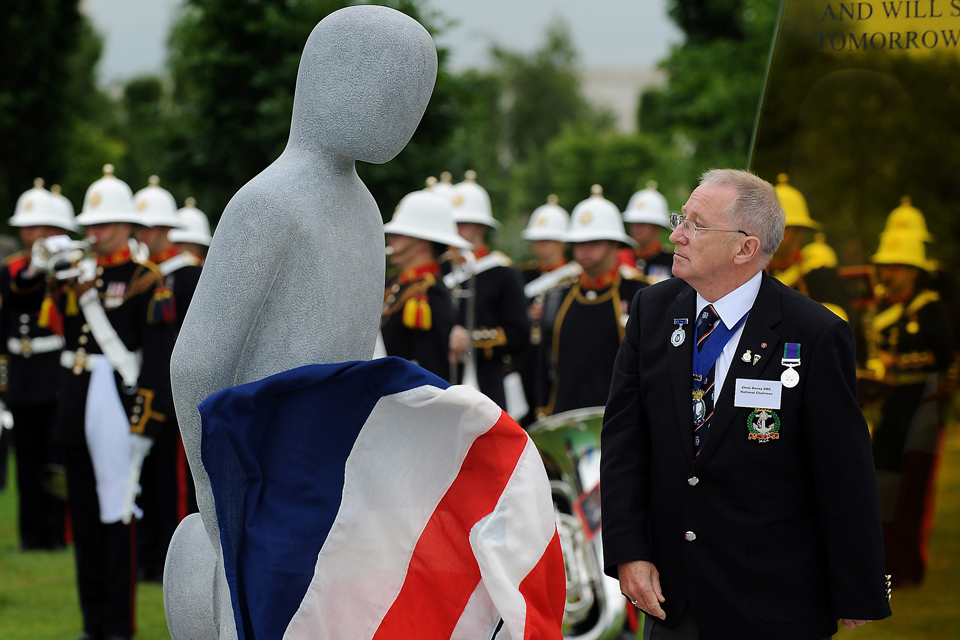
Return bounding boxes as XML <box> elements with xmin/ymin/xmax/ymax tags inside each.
<box><xmin>684</xmin><ymin>531</ymin><xmax>696</xmax><ymax>542</ymax></box>
<box><xmin>687</xmin><ymin>477</ymin><xmax>699</xmax><ymax>486</ymax></box>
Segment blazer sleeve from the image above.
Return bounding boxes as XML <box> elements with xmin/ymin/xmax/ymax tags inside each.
<box><xmin>600</xmin><ymin>287</ymin><xmax>653</xmax><ymax>577</ymax></box>
<box><xmin>803</xmin><ymin>315</ymin><xmax>892</xmax><ymax>620</ymax></box>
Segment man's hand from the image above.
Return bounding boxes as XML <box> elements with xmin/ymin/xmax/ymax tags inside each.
<box><xmin>618</xmin><ymin>560</ymin><xmax>666</xmax><ymax>620</ymax></box>
<box><xmin>842</xmin><ymin>619</ymin><xmax>871</xmax><ymax>630</ymax></box>
<box><xmin>448</xmin><ymin>325</ymin><xmax>470</xmax><ymax>363</ymax></box>
<box><xmin>528</xmin><ymin>299</ymin><xmax>543</xmax><ymax>323</ymax></box>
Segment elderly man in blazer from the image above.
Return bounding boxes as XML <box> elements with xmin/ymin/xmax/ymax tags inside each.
<box><xmin>600</xmin><ymin>169</ymin><xmax>891</xmax><ymax>640</ymax></box>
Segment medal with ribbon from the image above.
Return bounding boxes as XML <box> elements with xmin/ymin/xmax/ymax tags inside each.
<box><xmin>671</xmin><ymin>318</ymin><xmax>688</xmax><ymax>347</ymax></box>
<box><xmin>781</xmin><ymin>342</ymin><xmax>801</xmax><ymax>388</ymax></box>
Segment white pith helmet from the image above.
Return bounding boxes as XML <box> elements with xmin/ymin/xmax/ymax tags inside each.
<box><xmin>384</xmin><ymin>190</ymin><xmax>473</xmax><ymax>250</ymax></box>
<box><xmin>522</xmin><ymin>195</ymin><xmax>569</xmax><ymax>241</ymax></box>
<box><xmin>133</xmin><ymin>176</ymin><xmax>183</xmax><ymax>228</ymax></box>
<box><xmin>75</xmin><ymin>164</ymin><xmax>140</xmax><ymax>226</ymax></box>
<box><xmin>623</xmin><ymin>180</ymin><xmax>670</xmax><ymax>229</ymax></box>
<box><xmin>168</xmin><ymin>198</ymin><xmax>213</xmax><ymax>246</ymax></box>
<box><xmin>430</xmin><ymin>171</ymin><xmax>455</xmax><ymax>201</ymax></box>
<box><xmin>565</xmin><ymin>185</ymin><xmax>637</xmax><ymax>247</ymax></box>
<box><xmin>450</xmin><ymin>170</ymin><xmax>500</xmax><ymax>229</ymax></box>
<box><xmin>10</xmin><ymin>179</ymin><xmax>79</xmax><ymax>232</ymax></box>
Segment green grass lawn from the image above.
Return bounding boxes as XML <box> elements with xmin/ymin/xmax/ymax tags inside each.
<box><xmin>0</xmin><ymin>459</ymin><xmax>170</xmax><ymax>640</ymax></box>
<box><xmin>1</xmin><ymin>426</ymin><xmax>958</xmax><ymax>639</ymax></box>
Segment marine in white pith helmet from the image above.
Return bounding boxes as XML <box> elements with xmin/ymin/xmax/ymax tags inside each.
<box><xmin>168</xmin><ymin>197</ymin><xmax>213</xmax><ymax>259</ymax></box>
<box><xmin>519</xmin><ymin>195</ymin><xmax>573</xmax><ymax>297</ymax></box>
<box><xmin>10</xmin><ymin>178</ymin><xmax>79</xmax><ymax>234</ymax></box>
<box><xmin>381</xmin><ymin>189</ymin><xmax>469</xmax><ymax>380</ymax></box>
<box><xmin>621</xmin><ymin>180</ymin><xmax>674</xmax><ymax>282</ymax></box>
<box><xmin>533</xmin><ymin>184</ymin><xmax>647</xmax><ymax>419</ymax></box>
<box><xmin>133</xmin><ymin>176</ymin><xmax>187</xmax><ymax>264</ymax></box>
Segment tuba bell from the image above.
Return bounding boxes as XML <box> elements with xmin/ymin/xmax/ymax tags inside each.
<box><xmin>528</xmin><ymin>407</ymin><xmax>630</xmax><ymax>639</ymax></box>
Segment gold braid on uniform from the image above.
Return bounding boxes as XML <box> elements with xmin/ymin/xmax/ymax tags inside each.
<box><xmin>124</xmin><ymin>264</ymin><xmax>163</xmax><ymax>301</ymax></box>
<box><xmin>382</xmin><ymin>275</ymin><xmax>435</xmax><ymax>326</ymax></box>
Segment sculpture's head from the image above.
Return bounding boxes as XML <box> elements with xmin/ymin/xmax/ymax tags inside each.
<box><xmin>289</xmin><ymin>6</ymin><xmax>437</xmax><ymax>164</ymax></box>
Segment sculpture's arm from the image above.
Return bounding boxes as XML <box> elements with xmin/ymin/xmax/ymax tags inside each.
<box><xmin>171</xmin><ymin>203</ymin><xmax>290</xmax><ymax>541</ymax></box>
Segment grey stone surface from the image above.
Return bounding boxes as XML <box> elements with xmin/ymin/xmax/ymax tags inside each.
<box><xmin>162</xmin><ymin>7</ymin><xmax>437</xmax><ymax>638</ymax></box>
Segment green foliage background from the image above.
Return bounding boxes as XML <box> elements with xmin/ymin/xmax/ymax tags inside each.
<box><xmin>1</xmin><ymin>0</ymin><xmax>782</xmax><ymax>263</ymax></box>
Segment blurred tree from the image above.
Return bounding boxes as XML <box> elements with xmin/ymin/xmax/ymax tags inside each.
<box><xmin>158</xmin><ymin>0</ymin><xmax>457</xmax><ymax>224</ymax></box>
<box><xmin>0</xmin><ymin>0</ymin><xmax>113</xmax><ymax>227</ymax></box>
<box><xmin>640</xmin><ymin>0</ymin><xmax>778</xmax><ymax>173</ymax></box>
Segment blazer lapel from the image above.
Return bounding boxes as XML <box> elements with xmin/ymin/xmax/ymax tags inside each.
<box><xmin>694</xmin><ymin>274</ymin><xmax>783</xmax><ymax>468</ymax></box>
<box><xmin>667</xmin><ymin>286</ymin><xmax>697</xmax><ymax>467</ymax></box>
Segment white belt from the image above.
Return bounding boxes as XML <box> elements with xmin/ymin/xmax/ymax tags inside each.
<box><xmin>61</xmin><ymin>349</ymin><xmax>99</xmax><ymax>374</ymax></box>
<box><xmin>7</xmin><ymin>335</ymin><xmax>65</xmax><ymax>356</ymax></box>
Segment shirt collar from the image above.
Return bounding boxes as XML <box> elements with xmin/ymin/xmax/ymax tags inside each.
<box><xmin>696</xmin><ymin>271</ymin><xmax>762</xmax><ymax>329</ymax></box>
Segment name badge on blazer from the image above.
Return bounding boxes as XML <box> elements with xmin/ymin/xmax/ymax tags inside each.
<box><xmin>734</xmin><ymin>378</ymin><xmax>782</xmax><ymax>410</ymax></box>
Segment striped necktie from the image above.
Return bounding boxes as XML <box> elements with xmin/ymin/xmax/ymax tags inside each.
<box><xmin>694</xmin><ymin>305</ymin><xmax>720</xmax><ymax>455</ymax></box>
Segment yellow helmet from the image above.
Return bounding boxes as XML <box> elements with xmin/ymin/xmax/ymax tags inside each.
<box><xmin>883</xmin><ymin>196</ymin><xmax>932</xmax><ymax>242</ymax></box>
<box><xmin>775</xmin><ymin>174</ymin><xmax>821</xmax><ymax>230</ymax></box>
<box><xmin>801</xmin><ymin>234</ymin><xmax>838</xmax><ymax>271</ymax></box>
<box><xmin>871</xmin><ymin>229</ymin><xmax>930</xmax><ymax>270</ymax></box>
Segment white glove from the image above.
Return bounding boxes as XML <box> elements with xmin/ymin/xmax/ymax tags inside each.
<box><xmin>130</xmin><ymin>433</ymin><xmax>154</xmax><ymax>462</ymax></box>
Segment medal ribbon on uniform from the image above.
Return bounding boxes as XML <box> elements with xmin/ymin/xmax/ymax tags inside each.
<box><xmin>782</xmin><ymin>342</ymin><xmax>800</xmax><ymax>364</ymax></box>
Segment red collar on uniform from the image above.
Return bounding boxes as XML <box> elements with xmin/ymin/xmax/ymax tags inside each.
<box><xmin>97</xmin><ymin>247</ymin><xmax>132</xmax><ymax>267</ymax></box>
<box><xmin>398</xmin><ymin>262</ymin><xmax>440</xmax><ymax>284</ymax></box>
<box><xmin>768</xmin><ymin>248</ymin><xmax>801</xmax><ymax>273</ymax></box>
<box><xmin>539</xmin><ymin>256</ymin><xmax>567</xmax><ymax>273</ymax></box>
<box><xmin>150</xmin><ymin>245</ymin><xmax>180</xmax><ymax>264</ymax></box>
<box><xmin>473</xmin><ymin>245</ymin><xmax>490</xmax><ymax>260</ymax></box>
<box><xmin>580</xmin><ymin>265</ymin><xmax>619</xmax><ymax>291</ymax></box>
<box><xmin>635</xmin><ymin>240</ymin><xmax>663</xmax><ymax>261</ymax></box>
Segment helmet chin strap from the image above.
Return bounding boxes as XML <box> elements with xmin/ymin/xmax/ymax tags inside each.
<box><xmin>388</xmin><ymin>236</ymin><xmax>422</xmax><ymax>264</ymax></box>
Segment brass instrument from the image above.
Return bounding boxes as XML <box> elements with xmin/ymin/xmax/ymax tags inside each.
<box><xmin>32</xmin><ymin>235</ymin><xmax>97</xmax><ymax>280</ymax></box>
<box><xmin>528</xmin><ymin>407</ymin><xmax>627</xmax><ymax>639</ymax></box>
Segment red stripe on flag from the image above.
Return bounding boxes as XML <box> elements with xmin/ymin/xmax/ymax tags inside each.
<box><xmin>518</xmin><ymin>531</ymin><xmax>566</xmax><ymax>640</ymax></box>
<box><xmin>374</xmin><ymin>411</ymin><xmax>528</xmax><ymax>638</ymax></box>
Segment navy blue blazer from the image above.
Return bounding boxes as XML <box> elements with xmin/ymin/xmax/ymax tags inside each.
<box><xmin>600</xmin><ymin>273</ymin><xmax>891</xmax><ymax>640</ymax></box>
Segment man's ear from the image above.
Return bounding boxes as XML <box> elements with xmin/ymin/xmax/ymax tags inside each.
<box><xmin>733</xmin><ymin>235</ymin><xmax>761</xmax><ymax>266</ymax></box>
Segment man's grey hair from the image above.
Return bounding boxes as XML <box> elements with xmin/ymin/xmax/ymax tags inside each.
<box><xmin>700</xmin><ymin>169</ymin><xmax>785</xmax><ymax>260</ymax></box>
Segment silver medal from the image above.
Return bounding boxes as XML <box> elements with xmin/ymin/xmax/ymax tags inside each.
<box><xmin>671</xmin><ymin>327</ymin><xmax>685</xmax><ymax>347</ymax></box>
<box><xmin>781</xmin><ymin>367</ymin><xmax>799</xmax><ymax>388</ymax></box>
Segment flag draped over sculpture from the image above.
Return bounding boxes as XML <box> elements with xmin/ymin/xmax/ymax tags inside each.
<box><xmin>200</xmin><ymin>357</ymin><xmax>565</xmax><ymax>640</ymax></box>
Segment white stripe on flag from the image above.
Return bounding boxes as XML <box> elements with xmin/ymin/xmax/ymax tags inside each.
<box><xmin>283</xmin><ymin>384</ymin><xmax>502</xmax><ymax>640</ymax></box>
<box><xmin>449</xmin><ymin>583</ymin><xmax>501</xmax><ymax>640</ymax></box>
<box><xmin>471</xmin><ymin>438</ymin><xmax>558</xmax><ymax>640</ymax></box>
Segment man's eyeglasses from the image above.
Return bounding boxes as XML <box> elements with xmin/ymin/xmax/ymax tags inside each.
<box><xmin>669</xmin><ymin>212</ymin><xmax>749</xmax><ymax>240</ymax></box>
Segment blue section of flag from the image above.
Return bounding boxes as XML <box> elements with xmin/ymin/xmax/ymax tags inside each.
<box><xmin>199</xmin><ymin>357</ymin><xmax>448</xmax><ymax>640</ymax></box>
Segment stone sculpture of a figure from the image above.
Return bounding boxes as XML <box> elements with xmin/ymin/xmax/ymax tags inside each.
<box><xmin>162</xmin><ymin>7</ymin><xmax>437</xmax><ymax>638</ymax></box>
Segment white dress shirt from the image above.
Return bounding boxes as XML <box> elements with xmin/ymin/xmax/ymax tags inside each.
<box><xmin>695</xmin><ymin>270</ymin><xmax>763</xmax><ymax>402</ymax></box>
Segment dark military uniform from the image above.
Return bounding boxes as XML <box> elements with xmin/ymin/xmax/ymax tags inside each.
<box><xmin>136</xmin><ymin>246</ymin><xmax>202</xmax><ymax>582</ymax></box>
<box><xmin>446</xmin><ymin>248</ymin><xmax>530</xmax><ymax>409</ymax></box>
<box><xmin>618</xmin><ymin>243</ymin><xmax>674</xmax><ymax>282</ymax></box>
<box><xmin>518</xmin><ymin>258</ymin><xmax>576</xmax><ymax>426</ymax></box>
<box><xmin>52</xmin><ymin>245</ymin><xmax>176</xmax><ymax>639</ymax></box>
<box><xmin>0</xmin><ymin>252</ymin><xmax>66</xmax><ymax>549</ymax></box>
<box><xmin>381</xmin><ymin>262</ymin><xmax>456</xmax><ymax>381</ymax></box>
<box><xmin>867</xmin><ymin>286</ymin><xmax>952</xmax><ymax>586</ymax></box>
<box><xmin>537</xmin><ymin>265</ymin><xmax>647</xmax><ymax>417</ymax></box>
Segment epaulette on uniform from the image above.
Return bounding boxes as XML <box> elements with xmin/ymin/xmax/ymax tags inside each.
<box><xmin>3</xmin><ymin>251</ymin><xmax>30</xmax><ymax>277</ymax></box>
<box><xmin>619</xmin><ymin>264</ymin><xmax>647</xmax><ymax>281</ymax></box>
<box><xmin>489</xmin><ymin>250</ymin><xmax>514</xmax><ymax>268</ymax></box>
